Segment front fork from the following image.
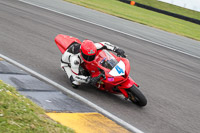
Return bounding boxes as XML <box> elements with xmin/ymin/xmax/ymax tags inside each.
<box><xmin>118</xmin><ymin>77</ymin><xmax>139</xmax><ymax>98</ymax></box>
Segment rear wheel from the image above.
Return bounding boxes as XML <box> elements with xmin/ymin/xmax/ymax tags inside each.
<box><xmin>127</xmin><ymin>85</ymin><xmax>147</xmax><ymax>107</ymax></box>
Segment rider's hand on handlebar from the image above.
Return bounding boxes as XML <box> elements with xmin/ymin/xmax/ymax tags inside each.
<box><xmin>87</xmin><ymin>75</ymin><xmax>100</xmax><ymax>85</ymax></box>
<box><xmin>114</xmin><ymin>48</ymin><xmax>126</xmax><ymax>58</ymax></box>
<box><xmin>87</xmin><ymin>73</ymin><xmax>105</xmax><ymax>85</ymax></box>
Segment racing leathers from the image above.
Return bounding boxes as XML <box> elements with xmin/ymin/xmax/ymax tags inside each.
<box><xmin>61</xmin><ymin>42</ymin><xmax>125</xmax><ymax>88</ymax></box>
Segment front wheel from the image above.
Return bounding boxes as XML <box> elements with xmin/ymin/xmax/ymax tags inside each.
<box><xmin>127</xmin><ymin>85</ymin><xmax>147</xmax><ymax>107</ymax></box>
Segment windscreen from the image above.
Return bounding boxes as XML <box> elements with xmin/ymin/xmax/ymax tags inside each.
<box><xmin>97</xmin><ymin>50</ymin><xmax>118</xmax><ymax>70</ymax></box>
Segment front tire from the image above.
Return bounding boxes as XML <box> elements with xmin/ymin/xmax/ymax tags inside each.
<box><xmin>127</xmin><ymin>85</ymin><xmax>147</xmax><ymax>107</ymax></box>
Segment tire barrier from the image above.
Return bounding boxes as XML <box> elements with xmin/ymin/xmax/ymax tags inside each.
<box><xmin>119</xmin><ymin>0</ymin><xmax>200</xmax><ymax>25</ymax></box>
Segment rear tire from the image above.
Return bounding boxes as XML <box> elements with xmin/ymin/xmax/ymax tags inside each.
<box><xmin>127</xmin><ymin>85</ymin><xmax>147</xmax><ymax>107</ymax></box>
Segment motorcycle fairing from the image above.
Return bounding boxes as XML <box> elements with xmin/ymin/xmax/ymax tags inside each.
<box><xmin>118</xmin><ymin>77</ymin><xmax>139</xmax><ymax>98</ymax></box>
<box><xmin>55</xmin><ymin>34</ymin><xmax>82</xmax><ymax>54</ymax></box>
<box><xmin>109</xmin><ymin>60</ymin><xmax>125</xmax><ymax>76</ymax></box>
<box><xmin>118</xmin><ymin>77</ymin><xmax>138</xmax><ymax>89</ymax></box>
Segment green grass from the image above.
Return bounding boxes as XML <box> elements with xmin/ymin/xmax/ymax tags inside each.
<box><xmin>0</xmin><ymin>80</ymin><xmax>74</xmax><ymax>133</ymax></box>
<box><xmin>131</xmin><ymin>0</ymin><xmax>200</xmax><ymax>20</ymax></box>
<box><xmin>63</xmin><ymin>0</ymin><xmax>200</xmax><ymax>41</ymax></box>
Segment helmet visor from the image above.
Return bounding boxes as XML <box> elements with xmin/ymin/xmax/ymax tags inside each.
<box><xmin>81</xmin><ymin>51</ymin><xmax>96</xmax><ymax>61</ymax></box>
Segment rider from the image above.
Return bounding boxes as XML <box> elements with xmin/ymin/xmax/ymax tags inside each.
<box><xmin>61</xmin><ymin>39</ymin><xmax>126</xmax><ymax>88</ymax></box>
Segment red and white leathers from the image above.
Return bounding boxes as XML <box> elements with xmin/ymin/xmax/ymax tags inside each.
<box><xmin>61</xmin><ymin>42</ymin><xmax>118</xmax><ymax>86</ymax></box>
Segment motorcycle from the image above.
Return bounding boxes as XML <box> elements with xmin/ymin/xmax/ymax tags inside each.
<box><xmin>55</xmin><ymin>34</ymin><xmax>147</xmax><ymax>106</ymax></box>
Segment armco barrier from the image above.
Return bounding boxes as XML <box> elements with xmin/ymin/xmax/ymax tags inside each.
<box><xmin>119</xmin><ymin>0</ymin><xmax>200</xmax><ymax>25</ymax></box>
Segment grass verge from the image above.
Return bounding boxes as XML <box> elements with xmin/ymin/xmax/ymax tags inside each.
<box><xmin>0</xmin><ymin>80</ymin><xmax>74</xmax><ymax>133</ymax></box>
<box><xmin>131</xmin><ymin>0</ymin><xmax>200</xmax><ymax>20</ymax></box>
<box><xmin>64</xmin><ymin>0</ymin><xmax>200</xmax><ymax>41</ymax></box>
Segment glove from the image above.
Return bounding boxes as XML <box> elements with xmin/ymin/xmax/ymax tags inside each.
<box><xmin>114</xmin><ymin>48</ymin><xmax>126</xmax><ymax>58</ymax></box>
<box><xmin>87</xmin><ymin>75</ymin><xmax>102</xmax><ymax>86</ymax></box>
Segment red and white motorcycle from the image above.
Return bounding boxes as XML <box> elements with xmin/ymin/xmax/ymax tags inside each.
<box><xmin>55</xmin><ymin>34</ymin><xmax>147</xmax><ymax>106</ymax></box>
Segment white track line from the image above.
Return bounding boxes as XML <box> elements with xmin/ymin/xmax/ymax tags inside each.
<box><xmin>19</xmin><ymin>0</ymin><xmax>200</xmax><ymax>59</ymax></box>
<box><xmin>0</xmin><ymin>54</ymin><xmax>144</xmax><ymax>133</ymax></box>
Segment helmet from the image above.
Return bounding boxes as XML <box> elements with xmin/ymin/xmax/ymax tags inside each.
<box><xmin>80</xmin><ymin>40</ymin><xmax>97</xmax><ymax>62</ymax></box>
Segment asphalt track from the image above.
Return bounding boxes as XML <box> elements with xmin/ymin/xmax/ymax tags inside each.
<box><xmin>0</xmin><ymin>0</ymin><xmax>200</xmax><ymax>133</ymax></box>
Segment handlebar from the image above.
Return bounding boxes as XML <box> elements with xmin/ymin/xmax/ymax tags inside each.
<box><xmin>98</xmin><ymin>68</ymin><xmax>106</xmax><ymax>79</ymax></box>
<box><xmin>117</xmin><ymin>54</ymin><xmax>127</xmax><ymax>58</ymax></box>
<box><xmin>97</xmin><ymin>73</ymin><xmax>106</xmax><ymax>88</ymax></box>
